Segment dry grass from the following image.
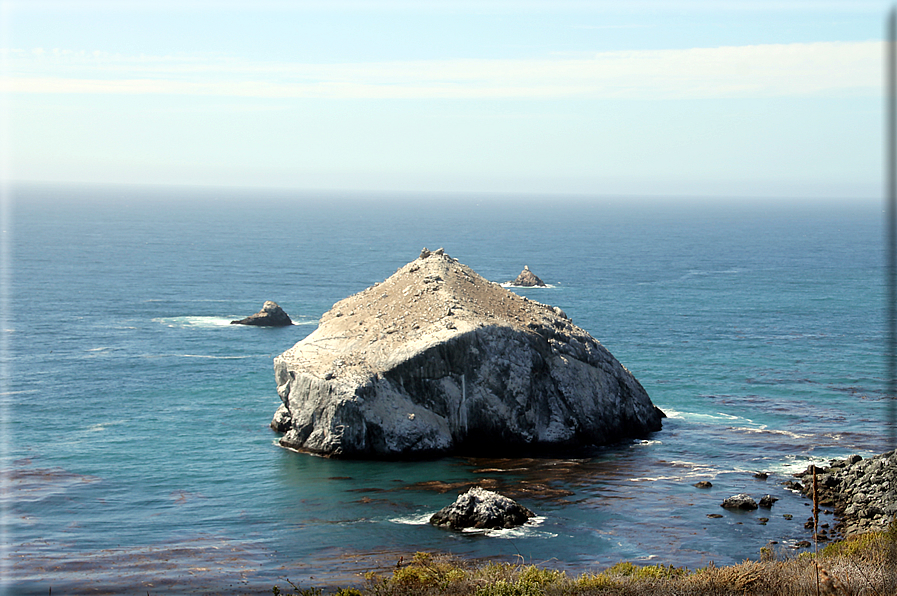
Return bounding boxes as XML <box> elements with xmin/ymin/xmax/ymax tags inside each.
<box><xmin>273</xmin><ymin>522</ymin><xmax>897</xmax><ymax>596</ymax></box>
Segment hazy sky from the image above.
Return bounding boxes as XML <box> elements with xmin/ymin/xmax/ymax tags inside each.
<box><xmin>0</xmin><ymin>1</ymin><xmax>891</xmax><ymax>198</ymax></box>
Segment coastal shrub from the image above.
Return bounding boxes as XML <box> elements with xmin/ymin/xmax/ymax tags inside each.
<box><xmin>603</xmin><ymin>561</ymin><xmax>688</xmax><ymax>581</ymax></box>
<box><xmin>517</xmin><ymin>565</ymin><xmax>567</xmax><ymax>586</ymax></box>
<box><xmin>478</xmin><ymin>562</ymin><xmax>520</xmax><ymax>584</ymax></box>
<box><xmin>474</xmin><ymin>578</ymin><xmax>546</xmax><ymax>596</ymax></box>
<box><xmin>369</xmin><ymin>551</ymin><xmax>472</xmax><ymax>595</ymax></box>
<box><xmin>572</xmin><ymin>572</ymin><xmax>618</xmax><ymax>591</ymax></box>
<box><xmin>318</xmin><ymin>530</ymin><xmax>897</xmax><ymax>596</ymax></box>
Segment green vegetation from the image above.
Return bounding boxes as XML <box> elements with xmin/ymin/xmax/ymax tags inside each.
<box><xmin>273</xmin><ymin>525</ymin><xmax>897</xmax><ymax>596</ymax></box>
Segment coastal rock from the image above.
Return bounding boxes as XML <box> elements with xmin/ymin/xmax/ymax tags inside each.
<box><xmin>721</xmin><ymin>494</ymin><xmax>758</xmax><ymax>510</ymax></box>
<box><xmin>794</xmin><ymin>451</ymin><xmax>897</xmax><ymax>536</ymax></box>
<box><xmin>510</xmin><ymin>265</ymin><xmax>547</xmax><ymax>287</ymax></box>
<box><xmin>231</xmin><ymin>301</ymin><xmax>293</xmax><ymax>327</ymax></box>
<box><xmin>694</xmin><ymin>481</ymin><xmax>713</xmax><ymax>489</ymax></box>
<box><xmin>271</xmin><ymin>404</ymin><xmax>292</xmax><ymax>432</ymax></box>
<box><xmin>429</xmin><ymin>486</ymin><xmax>535</xmax><ymax>530</ymax></box>
<box><xmin>759</xmin><ymin>495</ymin><xmax>778</xmax><ymax>508</ymax></box>
<box><xmin>272</xmin><ymin>250</ymin><xmax>664</xmax><ymax>458</ymax></box>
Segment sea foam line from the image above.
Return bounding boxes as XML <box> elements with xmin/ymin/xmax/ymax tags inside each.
<box><xmin>500</xmin><ymin>283</ymin><xmax>556</xmax><ymax>289</ymax></box>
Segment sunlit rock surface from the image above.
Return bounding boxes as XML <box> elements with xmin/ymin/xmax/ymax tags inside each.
<box><xmin>272</xmin><ymin>249</ymin><xmax>663</xmax><ymax>458</ymax></box>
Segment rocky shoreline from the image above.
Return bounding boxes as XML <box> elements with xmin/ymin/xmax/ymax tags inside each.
<box><xmin>789</xmin><ymin>450</ymin><xmax>897</xmax><ymax>539</ymax></box>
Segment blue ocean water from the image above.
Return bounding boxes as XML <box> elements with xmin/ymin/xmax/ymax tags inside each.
<box><xmin>2</xmin><ymin>184</ymin><xmax>889</xmax><ymax>594</ymax></box>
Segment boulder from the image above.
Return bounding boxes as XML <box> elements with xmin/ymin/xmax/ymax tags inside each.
<box><xmin>721</xmin><ymin>494</ymin><xmax>758</xmax><ymax>510</ymax></box>
<box><xmin>510</xmin><ymin>265</ymin><xmax>547</xmax><ymax>287</ymax></box>
<box><xmin>272</xmin><ymin>250</ymin><xmax>663</xmax><ymax>458</ymax></box>
<box><xmin>430</xmin><ymin>486</ymin><xmax>535</xmax><ymax>530</ymax></box>
<box><xmin>759</xmin><ymin>494</ymin><xmax>778</xmax><ymax>508</ymax></box>
<box><xmin>231</xmin><ymin>301</ymin><xmax>293</xmax><ymax>327</ymax></box>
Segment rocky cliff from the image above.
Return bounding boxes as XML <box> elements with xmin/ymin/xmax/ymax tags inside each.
<box><xmin>272</xmin><ymin>249</ymin><xmax>663</xmax><ymax>458</ymax></box>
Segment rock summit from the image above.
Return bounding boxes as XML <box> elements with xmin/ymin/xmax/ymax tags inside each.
<box><xmin>271</xmin><ymin>249</ymin><xmax>663</xmax><ymax>458</ymax></box>
<box><xmin>231</xmin><ymin>301</ymin><xmax>293</xmax><ymax>327</ymax></box>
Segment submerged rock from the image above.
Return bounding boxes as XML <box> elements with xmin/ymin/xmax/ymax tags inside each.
<box><xmin>510</xmin><ymin>265</ymin><xmax>547</xmax><ymax>287</ymax></box>
<box><xmin>231</xmin><ymin>301</ymin><xmax>293</xmax><ymax>327</ymax></box>
<box><xmin>272</xmin><ymin>249</ymin><xmax>663</xmax><ymax>458</ymax></box>
<box><xmin>430</xmin><ymin>486</ymin><xmax>535</xmax><ymax>530</ymax></box>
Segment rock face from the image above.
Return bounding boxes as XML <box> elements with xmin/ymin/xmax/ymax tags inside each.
<box><xmin>511</xmin><ymin>266</ymin><xmax>546</xmax><ymax>287</ymax></box>
<box><xmin>231</xmin><ymin>301</ymin><xmax>293</xmax><ymax>327</ymax></box>
<box><xmin>793</xmin><ymin>451</ymin><xmax>897</xmax><ymax>537</ymax></box>
<box><xmin>721</xmin><ymin>494</ymin><xmax>758</xmax><ymax>510</ymax></box>
<box><xmin>272</xmin><ymin>249</ymin><xmax>663</xmax><ymax>458</ymax></box>
<box><xmin>430</xmin><ymin>486</ymin><xmax>535</xmax><ymax>530</ymax></box>
<box><xmin>758</xmin><ymin>494</ymin><xmax>778</xmax><ymax>508</ymax></box>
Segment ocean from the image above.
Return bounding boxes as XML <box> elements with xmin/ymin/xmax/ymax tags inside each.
<box><xmin>2</xmin><ymin>183</ymin><xmax>889</xmax><ymax>594</ymax></box>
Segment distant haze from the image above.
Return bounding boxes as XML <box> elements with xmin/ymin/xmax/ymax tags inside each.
<box><xmin>0</xmin><ymin>1</ymin><xmax>888</xmax><ymax>199</ymax></box>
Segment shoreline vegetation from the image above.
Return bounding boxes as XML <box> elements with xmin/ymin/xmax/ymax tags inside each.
<box><xmin>271</xmin><ymin>524</ymin><xmax>897</xmax><ymax>596</ymax></box>
<box><xmin>272</xmin><ymin>525</ymin><xmax>897</xmax><ymax>596</ymax></box>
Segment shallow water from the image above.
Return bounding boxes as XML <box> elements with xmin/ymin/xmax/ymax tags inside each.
<box><xmin>3</xmin><ymin>185</ymin><xmax>888</xmax><ymax>593</ymax></box>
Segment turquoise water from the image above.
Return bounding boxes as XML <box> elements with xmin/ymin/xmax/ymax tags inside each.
<box><xmin>3</xmin><ymin>185</ymin><xmax>888</xmax><ymax>594</ymax></box>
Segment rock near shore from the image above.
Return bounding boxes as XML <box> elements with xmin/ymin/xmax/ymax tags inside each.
<box><xmin>231</xmin><ymin>301</ymin><xmax>293</xmax><ymax>327</ymax></box>
<box><xmin>430</xmin><ymin>486</ymin><xmax>535</xmax><ymax>530</ymax></box>
<box><xmin>271</xmin><ymin>250</ymin><xmax>663</xmax><ymax>458</ymax></box>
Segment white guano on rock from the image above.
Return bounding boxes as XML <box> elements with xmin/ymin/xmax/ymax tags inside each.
<box><xmin>271</xmin><ymin>249</ymin><xmax>664</xmax><ymax>458</ymax></box>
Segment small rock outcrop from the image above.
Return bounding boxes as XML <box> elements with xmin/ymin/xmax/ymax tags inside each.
<box><xmin>231</xmin><ymin>301</ymin><xmax>293</xmax><ymax>327</ymax></box>
<box><xmin>759</xmin><ymin>494</ymin><xmax>778</xmax><ymax>508</ymax></box>
<box><xmin>793</xmin><ymin>451</ymin><xmax>897</xmax><ymax>536</ymax></box>
<box><xmin>721</xmin><ymin>494</ymin><xmax>758</xmax><ymax>510</ymax></box>
<box><xmin>510</xmin><ymin>266</ymin><xmax>547</xmax><ymax>287</ymax></box>
<box><xmin>272</xmin><ymin>249</ymin><xmax>663</xmax><ymax>458</ymax></box>
<box><xmin>430</xmin><ymin>486</ymin><xmax>535</xmax><ymax>530</ymax></box>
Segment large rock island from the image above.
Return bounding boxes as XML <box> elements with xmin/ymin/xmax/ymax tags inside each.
<box><xmin>272</xmin><ymin>249</ymin><xmax>663</xmax><ymax>458</ymax></box>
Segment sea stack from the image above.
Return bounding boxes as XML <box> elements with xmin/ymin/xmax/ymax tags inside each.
<box><xmin>231</xmin><ymin>301</ymin><xmax>293</xmax><ymax>327</ymax></box>
<box><xmin>511</xmin><ymin>266</ymin><xmax>547</xmax><ymax>287</ymax></box>
<box><xmin>272</xmin><ymin>249</ymin><xmax>663</xmax><ymax>458</ymax></box>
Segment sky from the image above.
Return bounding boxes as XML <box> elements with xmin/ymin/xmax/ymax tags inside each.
<box><xmin>0</xmin><ymin>0</ymin><xmax>893</xmax><ymax>198</ymax></box>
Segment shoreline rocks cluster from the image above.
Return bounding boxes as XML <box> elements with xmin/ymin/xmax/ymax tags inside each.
<box><xmin>790</xmin><ymin>451</ymin><xmax>897</xmax><ymax>538</ymax></box>
<box><xmin>271</xmin><ymin>249</ymin><xmax>663</xmax><ymax>458</ymax></box>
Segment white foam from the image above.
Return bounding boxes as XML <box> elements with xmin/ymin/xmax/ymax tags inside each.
<box><xmin>180</xmin><ymin>354</ymin><xmax>253</xmax><ymax>360</ymax></box>
<box><xmin>461</xmin><ymin>517</ymin><xmax>556</xmax><ymax>539</ymax></box>
<box><xmin>661</xmin><ymin>409</ymin><xmax>753</xmax><ymax>425</ymax></box>
<box><xmin>728</xmin><ymin>426</ymin><xmax>812</xmax><ymax>440</ymax></box>
<box><xmin>500</xmin><ymin>283</ymin><xmax>556</xmax><ymax>289</ymax></box>
<box><xmin>153</xmin><ymin>316</ymin><xmax>236</xmax><ymax>328</ymax></box>
<box><xmin>389</xmin><ymin>513</ymin><xmax>434</xmax><ymax>526</ymax></box>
